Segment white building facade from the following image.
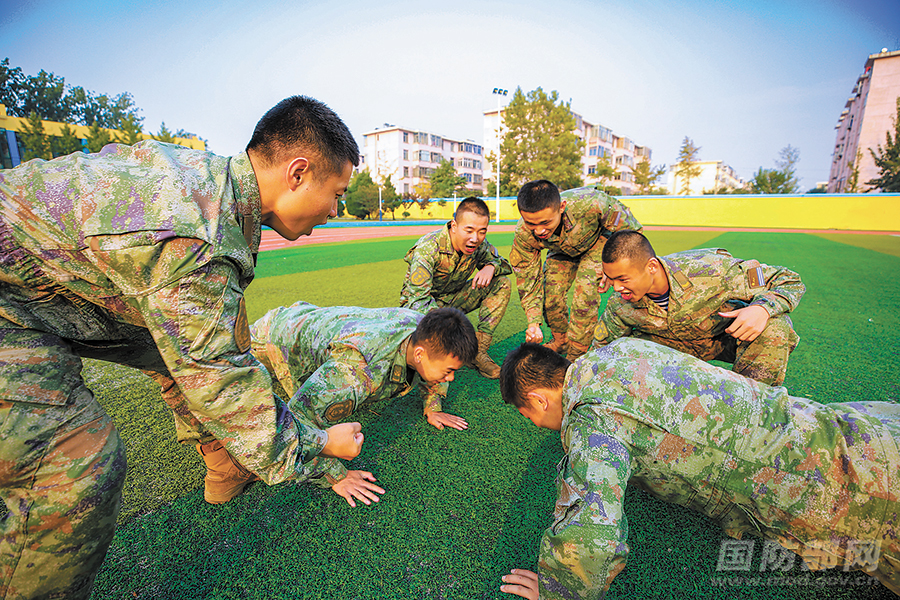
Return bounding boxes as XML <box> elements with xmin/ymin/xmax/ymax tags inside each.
<box><xmin>665</xmin><ymin>160</ymin><xmax>746</xmax><ymax>195</ymax></box>
<box><xmin>360</xmin><ymin>125</ymin><xmax>484</xmax><ymax>197</ymax></box>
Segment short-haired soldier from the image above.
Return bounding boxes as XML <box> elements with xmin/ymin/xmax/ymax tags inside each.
<box><xmin>400</xmin><ymin>197</ymin><xmax>512</xmax><ymax>378</ymax></box>
<box><xmin>595</xmin><ymin>230</ymin><xmax>805</xmax><ymax>386</ymax></box>
<box><xmin>498</xmin><ymin>339</ymin><xmax>900</xmax><ymax>599</ymax></box>
<box><xmin>251</xmin><ymin>302</ymin><xmax>478</xmax><ymax>504</ymax></box>
<box><xmin>510</xmin><ymin>180</ymin><xmax>642</xmax><ymax>361</ymax></box>
<box><xmin>0</xmin><ymin>95</ymin><xmax>363</xmax><ymax>599</ymax></box>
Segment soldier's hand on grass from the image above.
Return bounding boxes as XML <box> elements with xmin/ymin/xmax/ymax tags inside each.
<box><xmin>719</xmin><ymin>304</ymin><xmax>770</xmax><ymax>342</ymax></box>
<box><xmin>472</xmin><ymin>264</ymin><xmax>496</xmax><ymax>289</ymax></box>
<box><xmin>426</xmin><ymin>411</ymin><xmax>469</xmax><ymax>431</ymax></box>
<box><xmin>525</xmin><ymin>324</ymin><xmax>543</xmax><ymax>344</ymax></box>
<box><xmin>500</xmin><ymin>569</ymin><xmax>539</xmax><ymax>599</ymax></box>
<box><xmin>598</xmin><ymin>273</ymin><xmax>611</xmax><ymax>293</ymax></box>
<box><xmin>321</xmin><ymin>422</ymin><xmax>364</xmax><ymax>460</ymax></box>
<box><xmin>332</xmin><ymin>470</ymin><xmax>385</xmax><ymax>508</ymax></box>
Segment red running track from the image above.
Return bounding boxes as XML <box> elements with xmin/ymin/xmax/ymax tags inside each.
<box><xmin>259</xmin><ymin>223</ymin><xmax>898</xmax><ymax>252</ymax></box>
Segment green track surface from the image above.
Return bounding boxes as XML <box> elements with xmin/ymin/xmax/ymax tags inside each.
<box><xmin>84</xmin><ymin>231</ymin><xmax>899</xmax><ymax>599</ymax></box>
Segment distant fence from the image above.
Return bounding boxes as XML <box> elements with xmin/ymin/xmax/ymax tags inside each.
<box><xmin>390</xmin><ymin>194</ymin><xmax>900</xmax><ymax>232</ymax></box>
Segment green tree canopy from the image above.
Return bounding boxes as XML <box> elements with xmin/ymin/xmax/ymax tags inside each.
<box><xmin>675</xmin><ymin>137</ymin><xmax>702</xmax><ymax>195</ymax></box>
<box><xmin>343</xmin><ymin>171</ymin><xmax>380</xmax><ymax>219</ymax></box>
<box><xmin>866</xmin><ymin>97</ymin><xmax>900</xmax><ymax>192</ymax></box>
<box><xmin>116</xmin><ymin>113</ymin><xmax>144</xmax><ymax>146</ymax></box>
<box><xmin>750</xmin><ymin>145</ymin><xmax>801</xmax><ymax>194</ymax></box>
<box><xmin>53</xmin><ymin>124</ymin><xmax>83</xmax><ymax>157</ymax></box>
<box><xmin>86</xmin><ymin>121</ymin><xmax>113</xmax><ymax>154</ymax></box>
<box><xmin>428</xmin><ymin>159</ymin><xmax>468</xmax><ymax>199</ymax></box>
<box><xmin>494</xmin><ymin>86</ymin><xmax>584</xmax><ymax>195</ymax></box>
<box><xmin>380</xmin><ymin>175</ymin><xmax>402</xmax><ymax>219</ymax></box>
<box><xmin>19</xmin><ymin>112</ymin><xmax>51</xmax><ymax>161</ymax></box>
<box><xmin>632</xmin><ymin>160</ymin><xmax>667</xmax><ymax>194</ymax></box>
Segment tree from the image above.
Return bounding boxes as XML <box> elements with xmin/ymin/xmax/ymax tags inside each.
<box><xmin>428</xmin><ymin>159</ymin><xmax>468</xmax><ymax>200</ymax></box>
<box><xmin>86</xmin><ymin>121</ymin><xmax>112</xmax><ymax>153</ymax></box>
<box><xmin>53</xmin><ymin>124</ymin><xmax>83</xmax><ymax>157</ymax></box>
<box><xmin>116</xmin><ymin>113</ymin><xmax>144</xmax><ymax>145</ymax></box>
<box><xmin>632</xmin><ymin>160</ymin><xmax>666</xmax><ymax>194</ymax></box>
<box><xmin>18</xmin><ymin>69</ymin><xmax>68</xmax><ymax>123</ymax></box>
<box><xmin>674</xmin><ymin>137</ymin><xmax>702</xmax><ymax>195</ymax></box>
<box><xmin>866</xmin><ymin>96</ymin><xmax>900</xmax><ymax>192</ymax></box>
<box><xmin>846</xmin><ymin>150</ymin><xmax>863</xmax><ymax>193</ymax></box>
<box><xmin>750</xmin><ymin>145</ymin><xmax>801</xmax><ymax>194</ymax></box>
<box><xmin>495</xmin><ymin>86</ymin><xmax>584</xmax><ymax>194</ymax></box>
<box><xmin>19</xmin><ymin>112</ymin><xmax>51</xmax><ymax>161</ymax></box>
<box><xmin>343</xmin><ymin>171</ymin><xmax>379</xmax><ymax>219</ymax></box>
<box><xmin>154</xmin><ymin>122</ymin><xmax>176</xmax><ymax>143</ymax></box>
<box><xmin>379</xmin><ymin>175</ymin><xmax>402</xmax><ymax>220</ymax></box>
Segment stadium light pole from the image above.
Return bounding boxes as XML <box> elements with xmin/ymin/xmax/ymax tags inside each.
<box><xmin>492</xmin><ymin>87</ymin><xmax>507</xmax><ymax>223</ymax></box>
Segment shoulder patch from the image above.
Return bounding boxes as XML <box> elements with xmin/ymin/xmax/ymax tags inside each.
<box><xmin>672</xmin><ymin>270</ymin><xmax>691</xmax><ymax>289</ymax></box>
<box><xmin>234</xmin><ymin>297</ymin><xmax>251</xmax><ymax>353</ymax></box>
<box><xmin>324</xmin><ymin>399</ymin><xmax>355</xmax><ymax>423</ymax></box>
<box><xmin>715</xmin><ymin>248</ymin><xmax>731</xmax><ymax>256</ymax></box>
<box><xmin>747</xmin><ymin>265</ymin><xmax>765</xmax><ymax>289</ymax></box>
<box><xmin>391</xmin><ymin>364</ymin><xmax>406</xmax><ymax>384</ymax></box>
<box><xmin>594</xmin><ymin>321</ymin><xmax>609</xmax><ymax>342</ymax></box>
<box><xmin>410</xmin><ymin>265</ymin><xmax>431</xmax><ymax>287</ymax></box>
<box><xmin>610</xmin><ymin>210</ymin><xmax>622</xmax><ymax>228</ymax></box>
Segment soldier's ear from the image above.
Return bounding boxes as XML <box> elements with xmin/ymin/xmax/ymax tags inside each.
<box><xmin>558</xmin><ymin>199</ymin><xmax>567</xmax><ymax>213</ymax></box>
<box><xmin>526</xmin><ymin>390</ymin><xmax>550</xmax><ymax>412</ymax></box>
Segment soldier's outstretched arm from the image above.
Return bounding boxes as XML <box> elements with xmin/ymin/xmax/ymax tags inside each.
<box><xmin>135</xmin><ymin>258</ymin><xmax>336</xmax><ymax>487</ymax></box>
<box><xmin>509</xmin><ymin>223</ymin><xmax>546</xmax><ymax>329</ymax></box>
<box><xmin>420</xmin><ymin>381</ymin><xmax>468</xmax><ymax>431</ymax></box>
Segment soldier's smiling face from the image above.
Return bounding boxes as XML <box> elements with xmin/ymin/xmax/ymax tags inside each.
<box><xmin>603</xmin><ymin>257</ymin><xmax>658</xmax><ymax>303</ymax></box>
<box><xmin>449</xmin><ymin>211</ymin><xmax>489</xmax><ymax>255</ymax></box>
<box><xmin>263</xmin><ymin>160</ymin><xmax>353</xmax><ymax>240</ymax></box>
<box><xmin>414</xmin><ymin>347</ymin><xmax>463</xmax><ymax>383</ymax></box>
<box><xmin>519</xmin><ymin>200</ymin><xmax>567</xmax><ymax>240</ymax></box>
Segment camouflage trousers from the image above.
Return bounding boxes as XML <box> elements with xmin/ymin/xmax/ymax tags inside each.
<box><xmin>0</xmin><ymin>328</ymin><xmax>127</xmax><ymax>600</ymax></box>
<box><xmin>635</xmin><ymin>314</ymin><xmax>799</xmax><ymax>386</ymax></box>
<box><xmin>436</xmin><ymin>275</ymin><xmax>511</xmax><ymax>336</ymax></box>
<box><xmin>543</xmin><ymin>234</ymin><xmax>606</xmax><ymax>350</ymax></box>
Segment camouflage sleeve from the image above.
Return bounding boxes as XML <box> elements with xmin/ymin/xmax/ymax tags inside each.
<box><xmin>591</xmin><ymin>297</ymin><xmax>632</xmax><ymax>349</ymax></box>
<box><xmin>136</xmin><ymin>258</ymin><xmax>330</xmax><ymax>487</ymax></box>
<box><xmin>539</xmin><ymin>405</ymin><xmax>631</xmax><ymax>600</ymax></box>
<box><xmin>420</xmin><ymin>380</ymin><xmax>448</xmax><ymax>415</ymax></box>
<box><xmin>598</xmin><ymin>193</ymin><xmax>643</xmax><ymax>234</ymax></box>
<box><xmin>401</xmin><ymin>242</ymin><xmax>440</xmax><ymax>314</ymax></box>
<box><xmin>290</xmin><ymin>345</ymin><xmax>379</xmax><ymax>428</ymax></box>
<box><xmin>509</xmin><ymin>223</ymin><xmax>545</xmax><ymax>326</ymax></box>
<box><xmin>727</xmin><ymin>259</ymin><xmax>806</xmax><ymax>317</ymax></box>
<box><xmin>475</xmin><ymin>239</ymin><xmax>513</xmax><ymax>277</ymax></box>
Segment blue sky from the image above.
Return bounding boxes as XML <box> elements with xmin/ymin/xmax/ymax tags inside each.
<box><xmin>2</xmin><ymin>0</ymin><xmax>898</xmax><ymax>190</ymax></box>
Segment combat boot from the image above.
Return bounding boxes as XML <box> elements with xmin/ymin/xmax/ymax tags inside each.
<box><xmin>196</xmin><ymin>440</ymin><xmax>259</xmax><ymax>504</ymax></box>
<box><xmin>472</xmin><ymin>332</ymin><xmax>501</xmax><ymax>379</ymax></box>
<box><xmin>543</xmin><ymin>332</ymin><xmax>568</xmax><ymax>355</ymax></box>
<box><xmin>565</xmin><ymin>341</ymin><xmax>589</xmax><ymax>362</ymax></box>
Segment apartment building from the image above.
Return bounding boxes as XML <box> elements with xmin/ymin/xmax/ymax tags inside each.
<box><xmin>665</xmin><ymin>160</ymin><xmax>745</xmax><ymax>195</ymax></box>
<box><xmin>483</xmin><ymin>108</ymin><xmax>652</xmax><ymax>195</ymax></box>
<box><xmin>360</xmin><ymin>125</ymin><xmax>484</xmax><ymax>197</ymax></box>
<box><xmin>828</xmin><ymin>49</ymin><xmax>900</xmax><ymax>193</ymax></box>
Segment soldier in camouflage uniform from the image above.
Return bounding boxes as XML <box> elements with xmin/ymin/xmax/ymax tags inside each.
<box><xmin>400</xmin><ymin>197</ymin><xmax>512</xmax><ymax>378</ymax></box>
<box><xmin>251</xmin><ymin>301</ymin><xmax>478</xmax><ymax>455</ymax></box>
<box><xmin>0</xmin><ymin>96</ymin><xmax>376</xmax><ymax>600</ymax></box>
<box><xmin>593</xmin><ymin>230</ymin><xmax>805</xmax><ymax>386</ymax></box>
<box><xmin>498</xmin><ymin>339</ymin><xmax>900</xmax><ymax>600</ymax></box>
<box><xmin>509</xmin><ymin>180</ymin><xmax>642</xmax><ymax>361</ymax></box>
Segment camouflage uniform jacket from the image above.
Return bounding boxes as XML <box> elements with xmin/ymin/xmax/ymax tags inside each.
<box><xmin>251</xmin><ymin>302</ymin><xmax>449</xmax><ymax>479</ymax></box>
<box><xmin>538</xmin><ymin>337</ymin><xmax>900</xmax><ymax>599</ymax></box>
<box><xmin>509</xmin><ymin>185</ymin><xmax>642</xmax><ymax>325</ymax></box>
<box><xmin>593</xmin><ymin>248</ymin><xmax>806</xmax><ymax>352</ymax></box>
<box><xmin>399</xmin><ymin>222</ymin><xmax>512</xmax><ymax>313</ymax></box>
<box><xmin>0</xmin><ymin>141</ymin><xmax>333</xmax><ymax>486</ymax></box>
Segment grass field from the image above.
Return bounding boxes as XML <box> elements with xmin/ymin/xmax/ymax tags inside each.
<box><xmin>84</xmin><ymin>230</ymin><xmax>900</xmax><ymax>599</ymax></box>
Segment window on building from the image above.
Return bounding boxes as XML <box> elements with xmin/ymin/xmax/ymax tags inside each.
<box><xmin>403</xmin><ymin>132</ymin><xmax>409</xmax><ymax>143</ymax></box>
<box><xmin>474</xmin><ymin>174</ymin><xmax>482</xmax><ymax>184</ymax></box>
<box><xmin>587</xmin><ymin>166</ymin><xmax>596</xmax><ymax>175</ymax></box>
<box><xmin>403</xmin><ymin>166</ymin><xmax>409</xmax><ymax>177</ymax></box>
<box><xmin>589</xmin><ymin>146</ymin><xmax>599</xmax><ymax>156</ymax></box>
<box><xmin>403</xmin><ymin>149</ymin><xmax>408</xmax><ymax>160</ymax></box>
<box><xmin>431</xmin><ymin>134</ymin><xmax>442</xmax><ymax>147</ymax></box>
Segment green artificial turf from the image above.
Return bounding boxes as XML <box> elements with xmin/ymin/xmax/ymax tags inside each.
<box><xmin>83</xmin><ymin>231</ymin><xmax>899</xmax><ymax>599</ymax></box>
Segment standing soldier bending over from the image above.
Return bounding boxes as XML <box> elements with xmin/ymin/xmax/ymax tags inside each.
<box><xmin>510</xmin><ymin>180</ymin><xmax>641</xmax><ymax>361</ymax></box>
<box><xmin>0</xmin><ymin>95</ymin><xmax>366</xmax><ymax>600</ymax></box>
<box><xmin>595</xmin><ymin>230</ymin><xmax>805</xmax><ymax>386</ymax></box>
<box><xmin>499</xmin><ymin>340</ymin><xmax>900</xmax><ymax>599</ymax></box>
<box><xmin>400</xmin><ymin>197</ymin><xmax>511</xmax><ymax>378</ymax></box>
<box><xmin>251</xmin><ymin>302</ymin><xmax>477</xmax><ymax>503</ymax></box>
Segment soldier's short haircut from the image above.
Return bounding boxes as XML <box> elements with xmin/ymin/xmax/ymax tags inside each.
<box><xmin>602</xmin><ymin>230</ymin><xmax>656</xmax><ymax>265</ymax></box>
<box><xmin>517</xmin><ymin>180</ymin><xmax>561</xmax><ymax>213</ymax></box>
<box><xmin>411</xmin><ymin>307</ymin><xmax>477</xmax><ymax>364</ymax></box>
<box><xmin>246</xmin><ymin>95</ymin><xmax>360</xmax><ymax>179</ymax></box>
<box><xmin>454</xmin><ymin>197</ymin><xmax>490</xmax><ymax>221</ymax></box>
<box><xmin>499</xmin><ymin>343</ymin><xmax>570</xmax><ymax>408</ymax></box>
